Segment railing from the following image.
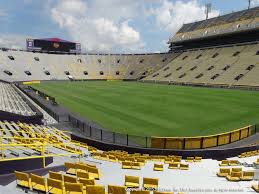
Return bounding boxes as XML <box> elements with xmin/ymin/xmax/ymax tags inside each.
<box><xmin>68</xmin><ymin>114</ymin><xmax>257</xmax><ymax>149</ymax></box>
<box><xmin>0</xmin><ymin>136</ymin><xmax>82</xmax><ymax>166</ymax></box>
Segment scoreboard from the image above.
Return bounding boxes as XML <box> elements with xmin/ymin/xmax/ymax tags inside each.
<box><xmin>26</xmin><ymin>38</ymin><xmax>81</xmax><ymax>53</ymax></box>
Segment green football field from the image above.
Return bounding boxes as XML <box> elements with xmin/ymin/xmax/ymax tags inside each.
<box><xmin>31</xmin><ymin>81</ymin><xmax>259</xmax><ymax>137</ymax></box>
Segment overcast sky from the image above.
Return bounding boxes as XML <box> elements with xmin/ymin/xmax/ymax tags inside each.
<box><xmin>0</xmin><ymin>0</ymin><xmax>258</xmax><ymax>53</ymax></box>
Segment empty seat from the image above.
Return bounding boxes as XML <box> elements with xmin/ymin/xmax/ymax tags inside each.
<box><xmin>180</xmin><ymin>163</ymin><xmax>189</xmax><ymax>170</ymax></box>
<box><xmin>64</xmin><ymin>182</ymin><xmax>83</xmax><ymax>193</ymax></box>
<box><xmin>130</xmin><ymin>191</ymin><xmax>150</xmax><ymax>194</ymax></box>
<box><xmin>63</xmin><ymin>175</ymin><xmax>77</xmax><ymax>183</ymax></box>
<box><xmin>30</xmin><ymin>173</ymin><xmax>47</xmax><ymax>192</ymax></box>
<box><xmin>85</xmin><ymin>185</ymin><xmax>106</xmax><ymax>194</ymax></box>
<box><xmin>15</xmin><ymin>171</ymin><xmax>31</xmax><ymax>189</ymax></box>
<box><xmin>49</xmin><ymin>171</ymin><xmax>63</xmax><ymax>182</ymax></box>
<box><xmin>77</xmin><ymin>171</ymin><xmax>90</xmax><ymax>179</ymax></box>
<box><xmin>217</xmin><ymin>168</ymin><xmax>231</xmax><ymax>177</ymax></box>
<box><xmin>143</xmin><ymin>177</ymin><xmax>159</xmax><ymax>190</ymax></box>
<box><xmin>125</xmin><ymin>175</ymin><xmax>140</xmax><ymax>188</ymax></box>
<box><xmin>226</xmin><ymin>171</ymin><xmax>242</xmax><ymax>181</ymax></box>
<box><xmin>153</xmin><ymin>164</ymin><xmax>163</xmax><ymax>171</ymax></box>
<box><xmin>169</xmin><ymin>163</ymin><xmax>179</xmax><ymax>169</ymax></box>
<box><xmin>47</xmin><ymin>178</ymin><xmax>64</xmax><ymax>194</ymax></box>
<box><xmin>65</xmin><ymin>162</ymin><xmax>77</xmax><ymax>175</ymax></box>
<box><xmin>241</xmin><ymin>171</ymin><xmax>254</xmax><ymax>181</ymax></box>
<box><xmin>108</xmin><ymin>185</ymin><xmax>127</xmax><ymax>194</ymax></box>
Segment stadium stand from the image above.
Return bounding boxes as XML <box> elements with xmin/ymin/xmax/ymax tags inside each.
<box><xmin>0</xmin><ymin>50</ymin><xmax>178</xmax><ymax>81</ymax></box>
<box><xmin>0</xmin><ymin>82</ymin><xmax>35</xmax><ymax>116</ymax></box>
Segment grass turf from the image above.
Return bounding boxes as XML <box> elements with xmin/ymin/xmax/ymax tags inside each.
<box><xmin>31</xmin><ymin>81</ymin><xmax>259</xmax><ymax>137</ymax></box>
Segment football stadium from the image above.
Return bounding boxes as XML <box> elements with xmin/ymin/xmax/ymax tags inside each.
<box><xmin>0</xmin><ymin>1</ymin><xmax>258</xmax><ymax>194</ymax></box>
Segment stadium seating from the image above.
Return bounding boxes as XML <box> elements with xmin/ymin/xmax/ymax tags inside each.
<box><xmin>0</xmin><ymin>50</ymin><xmax>177</xmax><ymax>81</ymax></box>
<box><xmin>0</xmin><ymin>82</ymin><xmax>35</xmax><ymax>115</ymax></box>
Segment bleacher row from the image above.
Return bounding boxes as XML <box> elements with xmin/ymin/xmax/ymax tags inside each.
<box><xmin>171</xmin><ymin>6</ymin><xmax>259</xmax><ymax>42</ymax></box>
<box><xmin>0</xmin><ymin>120</ymin><xmax>82</xmax><ymax>160</ymax></box>
<box><xmin>144</xmin><ymin>43</ymin><xmax>259</xmax><ymax>87</ymax></box>
<box><xmin>0</xmin><ymin>82</ymin><xmax>35</xmax><ymax>116</ymax></box>
<box><xmin>0</xmin><ymin>50</ymin><xmax>176</xmax><ymax>82</ymax></box>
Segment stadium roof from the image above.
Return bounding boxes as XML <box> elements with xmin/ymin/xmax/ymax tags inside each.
<box><xmin>39</xmin><ymin>38</ymin><xmax>74</xmax><ymax>43</ymax></box>
<box><xmin>177</xmin><ymin>6</ymin><xmax>259</xmax><ymax>34</ymax></box>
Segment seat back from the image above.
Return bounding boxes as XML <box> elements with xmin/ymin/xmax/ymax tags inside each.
<box><xmin>232</xmin><ymin>168</ymin><xmax>242</xmax><ymax>172</ymax></box>
<box><xmin>130</xmin><ymin>191</ymin><xmax>150</xmax><ymax>194</ymax></box>
<box><xmin>78</xmin><ymin>178</ymin><xmax>95</xmax><ymax>185</ymax></box>
<box><xmin>30</xmin><ymin>173</ymin><xmax>47</xmax><ymax>192</ymax></box>
<box><xmin>63</xmin><ymin>175</ymin><xmax>77</xmax><ymax>183</ymax></box>
<box><xmin>125</xmin><ymin>175</ymin><xmax>139</xmax><ymax>184</ymax></box>
<box><xmin>77</xmin><ymin>171</ymin><xmax>89</xmax><ymax>179</ymax></box>
<box><xmin>180</xmin><ymin>163</ymin><xmax>189</xmax><ymax>168</ymax></box>
<box><xmin>122</xmin><ymin>161</ymin><xmax>131</xmax><ymax>166</ymax></box>
<box><xmin>143</xmin><ymin>177</ymin><xmax>158</xmax><ymax>186</ymax></box>
<box><xmin>108</xmin><ymin>185</ymin><xmax>127</xmax><ymax>194</ymax></box>
<box><xmin>14</xmin><ymin>171</ymin><xmax>30</xmax><ymax>188</ymax></box>
<box><xmin>49</xmin><ymin>171</ymin><xmax>63</xmax><ymax>181</ymax></box>
<box><xmin>65</xmin><ymin>162</ymin><xmax>76</xmax><ymax>169</ymax></box>
<box><xmin>243</xmin><ymin>171</ymin><xmax>254</xmax><ymax>177</ymax></box>
<box><xmin>154</xmin><ymin>164</ymin><xmax>163</xmax><ymax>168</ymax></box>
<box><xmin>231</xmin><ymin>171</ymin><xmax>242</xmax><ymax>178</ymax></box>
<box><xmin>47</xmin><ymin>178</ymin><xmax>63</xmax><ymax>193</ymax></box>
<box><xmin>64</xmin><ymin>182</ymin><xmax>83</xmax><ymax>193</ymax></box>
<box><xmin>86</xmin><ymin>185</ymin><xmax>105</xmax><ymax>194</ymax></box>
<box><xmin>220</xmin><ymin>168</ymin><xmax>231</xmax><ymax>173</ymax></box>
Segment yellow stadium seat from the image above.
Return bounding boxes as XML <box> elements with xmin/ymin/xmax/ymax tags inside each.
<box><xmin>125</xmin><ymin>175</ymin><xmax>140</xmax><ymax>188</ymax></box>
<box><xmin>136</xmin><ymin>158</ymin><xmax>146</xmax><ymax>166</ymax></box>
<box><xmin>226</xmin><ymin>172</ymin><xmax>242</xmax><ymax>181</ymax></box>
<box><xmin>132</xmin><ymin>162</ymin><xmax>141</xmax><ymax>170</ymax></box>
<box><xmin>85</xmin><ymin>185</ymin><xmax>106</xmax><ymax>194</ymax></box>
<box><xmin>179</xmin><ymin>163</ymin><xmax>189</xmax><ymax>170</ymax></box>
<box><xmin>64</xmin><ymin>175</ymin><xmax>77</xmax><ymax>183</ymax></box>
<box><xmin>153</xmin><ymin>164</ymin><xmax>164</xmax><ymax>171</ymax></box>
<box><xmin>77</xmin><ymin>171</ymin><xmax>90</xmax><ymax>179</ymax></box>
<box><xmin>252</xmin><ymin>183</ymin><xmax>259</xmax><ymax>192</ymax></box>
<box><xmin>109</xmin><ymin>155</ymin><xmax>117</xmax><ymax>162</ymax></box>
<box><xmin>241</xmin><ymin>171</ymin><xmax>254</xmax><ymax>181</ymax></box>
<box><xmin>122</xmin><ymin>161</ymin><xmax>132</xmax><ymax>169</ymax></box>
<box><xmin>108</xmin><ymin>185</ymin><xmax>127</xmax><ymax>194</ymax></box>
<box><xmin>219</xmin><ymin>160</ymin><xmax>228</xmax><ymax>166</ymax></box>
<box><xmin>194</xmin><ymin>157</ymin><xmax>202</xmax><ymax>162</ymax></box>
<box><xmin>64</xmin><ymin>182</ymin><xmax>84</xmax><ymax>194</ymax></box>
<box><xmin>78</xmin><ymin>178</ymin><xmax>95</xmax><ymax>186</ymax></box>
<box><xmin>254</xmin><ymin>158</ymin><xmax>259</xmax><ymax>165</ymax></box>
<box><xmin>164</xmin><ymin>158</ymin><xmax>173</xmax><ymax>164</ymax></box>
<box><xmin>47</xmin><ymin>178</ymin><xmax>64</xmax><ymax>194</ymax></box>
<box><xmin>49</xmin><ymin>171</ymin><xmax>63</xmax><ymax>182</ymax></box>
<box><xmin>76</xmin><ymin>163</ymin><xmax>88</xmax><ymax>173</ymax></box>
<box><xmin>153</xmin><ymin>192</ymin><xmax>174</xmax><ymax>194</ymax></box>
<box><xmin>173</xmin><ymin>158</ymin><xmax>181</xmax><ymax>164</ymax></box>
<box><xmin>143</xmin><ymin>177</ymin><xmax>159</xmax><ymax>190</ymax></box>
<box><xmin>87</xmin><ymin>166</ymin><xmax>100</xmax><ymax>180</ymax></box>
<box><xmin>228</xmin><ymin>160</ymin><xmax>239</xmax><ymax>166</ymax></box>
<box><xmin>168</xmin><ymin>163</ymin><xmax>179</xmax><ymax>169</ymax></box>
<box><xmin>65</xmin><ymin>162</ymin><xmax>77</xmax><ymax>175</ymax></box>
<box><xmin>232</xmin><ymin>168</ymin><xmax>242</xmax><ymax>172</ymax></box>
<box><xmin>15</xmin><ymin>171</ymin><xmax>31</xmax><ymax>189</ymax></box>
<box><xmin>130</xmin><ymin>191</ymin><xmax>150</xmax><ymax>194</ymax></box>
<box><xmin>217</xmin><ymin>168</ymin><xmax>231</xmax><ymax>177</ymax></box>
<box><xmin>185</xmin><ymin>157</ymin><xmax>194</xmax><ymax>162</ymax></box>
<box><xmin>30</xmin><ymin>173</ymin><xmax>47</xmax><ymax>192</ymax></box>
